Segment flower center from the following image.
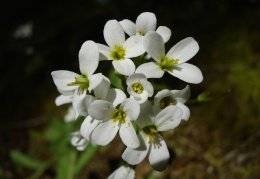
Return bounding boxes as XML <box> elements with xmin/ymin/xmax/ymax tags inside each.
<box><xmin>160</xmin><ymin>96</ymin><xmax>177</xmax><ymax>109</ymax></box>
<box><xmin>143</xmin><ymin>125</ymin><xmax>158</xmax><ymax>144</ymax></box>
<box><xmin>67</xmin><ymin>74</ymin><xmax>89</xmax><ymax>94</ymax></box>
<box><xmin>138</xmin><ymin>30</ymin><xmax>145</xmax><ymax>36</ymax></box>
<box><xmin>110</xmin><ymin>45</ymin><xmax>126</xmax><ymax>60</ymax></box>
<box><xmin>112</xmin><ymin>109</ymin><xmax>127</xmax><ymax>124</ymax></box>
<box><xmin>159</xmin><ymin>56</ymin><xmax>179</xmax><ymax>71</ymax></box>
<box><xmin>132</xmin><ymin>83</ymin><xmax>144</xmax><ymax>94</ymax></box>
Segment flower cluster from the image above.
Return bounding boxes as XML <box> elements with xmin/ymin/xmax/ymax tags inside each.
<box><xmin>51</xmin><ymin>12</ymin><xmax>202</xmax><ymax>178</ymax></box>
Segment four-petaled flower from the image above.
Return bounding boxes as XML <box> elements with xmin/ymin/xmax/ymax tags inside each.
<box><xmin>88</xmin><ymin>98</ymin><xmax>140</xmax><ymax>148</ymax></box>
<box><xmin>122</xmin><ymin>101</ymin><xmax>183</xmax><ymax>171</ymax></box>
<box><xmin>126</xmin><ymin>73</ymin><xmax>154</xmax><ymax>103</ymax></box>
<box><xmin>154</xmin><ymin>85</ymin><xmax>191</xmax><ymax>121</ymax></box>
<box><xmin>136</xmin><ymin>31</ymin><xmax>203</xmax><ymax>84</ymax></box>
<box><xmin>51</xmin><ymin>40</ymin><xmax>103</xmax><ymax>95</ymax></box>
<box><xmin>120</xmin><ymin>12</ymin><xmax>171</xmax><ymax>43</ymax></box>
<box><xmin>98</xmin><ymin>20</ymin><xmax>145</xmax><ymax>76</ymax></box>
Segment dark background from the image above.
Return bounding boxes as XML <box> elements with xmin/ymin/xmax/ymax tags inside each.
<box><xmin>0</xmin><ymin>0</ymin><xmax>259</xmax><ymax>178</ymax></box>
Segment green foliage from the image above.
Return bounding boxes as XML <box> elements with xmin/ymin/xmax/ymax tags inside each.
<box><xmin>9</xmin><ymin>117</ymin><xmax>99</xmax><ymax>178</ymax></box>
<box><xmin>10</xmin><ymin>150</ymin><xmax>47</xmax><ymax>170</ymax></box>
<box><xmin>74</xmin><ymin>144</ymin><xmax>99</xmax><ymax>175</ymax></box>
<box><xmin>108</xmin><ymin>69</ymin><xmax>124</xmax><ymax>90</ymax></box>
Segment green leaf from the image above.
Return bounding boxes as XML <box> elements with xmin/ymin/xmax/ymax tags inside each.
<box><xmin>108</xmin><ymin>70</ymin><xmax>123</xmax><ymax>90</ymax></box>
<box><xmin>10</xmin><ymin>150</ymin><xmax>46</xmax><ymax>170</ymax></box>
<box><xmin>28</xmin><ymin>163</ymin><xmax>50</xmax><ymax>179</ymax></box>
<box><xmin>74</xmin><ymin>144</ymin><xmax>99</xmax><ymax>175</ymax></box>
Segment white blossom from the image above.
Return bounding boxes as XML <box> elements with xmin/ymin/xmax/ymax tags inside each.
<box><xmin>136</xmin><ymin>32</ymin><xmax>203</xmax><ymax>84</ymax></box>
<box><xmin>51</xmin><ymin>40</ymin><xmax>103</xmax><ymax>96</ymax></box>
<box><xmin>98</xmin><ymin>20</ymin><xmax>145</xmax><ymax>76</ymax></box>
<box><xmin>120</xmin><ymin>12</ymin><xmax>171</xmax><ymax>43</ymax></box>
<box><xmin>80</xmin><ymin>77</ymin><xmax>127</xmax><ymax>141</ymax></box>
<box><xmin>89</xmin><ymin>98</ymin><xmax>140</xmax><ymax>148</ymax></box>
<box><xmin>154</xmin><ymin>85</ymin><xmax>191</xmax><ymax>121</ymax></box>
<box><xmin>70</xmin><ymin>131</ymin><xmax>88</xmax><ymax>151</ymax></box>
<box><xmin>126</xmin><ymin>73</ymin><xmax>153</xmax><ymax>103</ymax></box>
<box><xmin>122</xmin><ymin>101</ymin><xmax>183</xmax><ymax>171</ymax></box>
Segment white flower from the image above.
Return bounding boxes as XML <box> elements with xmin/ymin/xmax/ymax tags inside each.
<box><xmin>122</xmin><ymin>102</ymin><xmax>183</xmax><ymax>171</ymax></box>
<box><xmin>154</xmin><ymin>85</ymin><xmax>191</xmax><ymax>121</ymax></box>
<box><xmin>120</xmin><ymin>12</ymin><xmax>171</xmax><ymax>43</ymax></box>
<box><xmin>98</xmin><ymin>20</ymin><xmax>145</xmax><ymax>76</ymax></box>
<box><xmin>108</xmin><ymin>165</ymin><xmax>135</xmax><ymax>179</ymax></box>
<box><xmin>70</xmin><ymin>131</ymin><xmax>88</xmax><ymax>151</ymax></box>
<box><xmin>80</xmin><ymin>77</ymin><xmax>127</xmax><ymax>141</ymax></box>
<box><xmin>51</xmin><ymin>40</ymin><xmax>103</xmax><ymax>96</ymax></box>
<box><xmin>88</xmin><ymin>98</ymin><xmax>140</xmax><ymax>148</ymax></box>
<box><xmin>136</xmin><ymin>32</ymin><xmax>203</xmax><ymax>84</ymax></box>
<box><xmin>126</xmin><ymin>73</ymin><xmax>153</xmax><ymax>103</ymax></box>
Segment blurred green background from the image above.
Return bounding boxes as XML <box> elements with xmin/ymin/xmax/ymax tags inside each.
<box><xmin>0</xmin><ymin>0</ymin><xmax>259</xmax><ymax>178</ymax></box>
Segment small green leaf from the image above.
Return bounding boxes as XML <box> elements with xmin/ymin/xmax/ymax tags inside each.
<box><xmin>108</xmin><ymin>70</ymin><xmax>123</xmax><ymax>90</ymax></box>
<box><xmin>10</xmin><ymin>150</ymin><xmax>46</xmax><ymax>170</ymax></box>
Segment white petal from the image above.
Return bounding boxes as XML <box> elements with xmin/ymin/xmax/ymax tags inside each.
<box><xmin>112</xmin><ymin>59</ymin><xmax>135</xmax><ymax>76</ymax></box>
<box><xmin>144</xmin><ymin>31</ymin><xmax>165</xmax><ymax>62</ymax></box>
<box><xmin>122</xmin><ymin>132</ymin><xmax>149</xmax><ymax>165</ymax></box>
<box><xmin>88</xmin><ymin>100</ymin><xmax>114</xmax><ymax>120</ymax></box>
<box><xmin>79</xmin><ymin>40</ymin><xmax>99</xmax><ymax>75</ymax></box>
<box><xmin>166</xmin><ymin>37</ymin><xmax>199</xmax><ymax>64</ymax></box>
<box><xmin>51</xmin><ymin>70</ymin><xmax>79</xmax><ymax>92</ymax></box>
<box><xmin>104</xmin><ymin>20</ymin><xmax>125</xmax><ymax>47</ymax></box>
<box><xmin>91</xmin><ymin>120</ymin><xmax>119</xmax><ymax>146</ymax></box>
<box><xmin>70</xmin><ymin>132</ymin><xmax>88</xmax><ymax>151</ymax></box>
<box><xmin>126</xmin><ymin>73</ymin><xmax>146</xmax><ymax>86</ymax></box>
<box><xmin>108</xmin><ymin>166</ymin><xmax>135</xmax><ymax>179</ymax></box>
<box><xmin>72</xmin><ymin>92</ymin><xmax>85</xmax><ymax>118</ymax></box>
<box><xmin>80</xmin><ymin>115</ymin><xmax>99</xmax><ymax>140</ymax></box>
<box><xmin>137</xmin><ymin>101</ymin><xmax>154</xmax><ymax>128</ymax></box>
<box><xmin>77</xmin><ymin>95</ymin><xmax>95</xmax><ymax>116</ymax></box>
<box><xmin>93</xmin><ymin>76</ymin><xmax>110</xmax><ymax>99</ymax></box>
<box><xmin>135</xmin><ymin>62</ymin><xmax>164</xmax><ymax>78</ymax></box>
<box><xmin>156</xmin><ymin>26</ymin><xmax>171</xmax><ymax>43</ymax></box>
<box><xmin>124</xmin><ymin>35</ymin><xmax>145</xmax><ymax>58</ymax></box>
<box><xmin>129</xmin><ymin>90</ymin><xmax>149</xmax><ymax>104</ymax></box>
<box><xmin>141</xmin><ymin>80</ymin><xmax>154</xmax><ymax>97</ymax></box>
<box><xmin>155</xmin><ymin>106</ymin><xmax>183</xmax><ymax>131</ymax></box>
<box><xmin>149</xmin><ymin>136</ymin><xmax>170</xmax><ymax>171</ymax></box>
<box><xmin>136</xmin><ymin>12</ymin><xmax>156</xmax><ymax>34</ymax></box>
<box><xmin>120</xmin><ymin>19</ymin><xmax>136</xmax><ymax>36</ymax></box>
<box><xmin>171</xmin><ymin>85</ymin><xmax>191</xmax><ymax>103</ymax></box>
<box><xmin>121</xmin><ymin>99</ymin><xmax>140</xmax><ymax>120</ymax></box>
<box><xmin>97</xmin><ymin>43</ymin><xmax>111</xmax><ymax>60</ymax></box>
<box><xmin>168</xmin><ymin>63</ymin><xmax>203</xmax><ymax>84</ymax></box>
<box><xmin>55</xmin><ymin>95</ymin><xmax>72</xmax><ymax>106</ymax></box>
<box><xmin>76</xmin><ymin>145</ymin><xmax>87</xmax><ymax>151</ymax></box>
<box><xmin>119</xmin><ymin>120</ymin><xmax>140</xmax><ymax>148</ymax></box>
<box><xmin>88</xmin><ymin>73</ymin><xmax>103</xmax><ymax>92</ymax></box>
<box><xmin>153</xmin><ymin>89</ymin><xmax>172</xmax><ymax>112</ymax></box>
<box><xmin>176</xmin><ymin>102</ymin><xmax>190</xmax><ymax>121</ymax></box>
<box><xmin>106</xmin><ymin>88</ymin><xmax>126</xmax><ymax>107</ymax></box>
